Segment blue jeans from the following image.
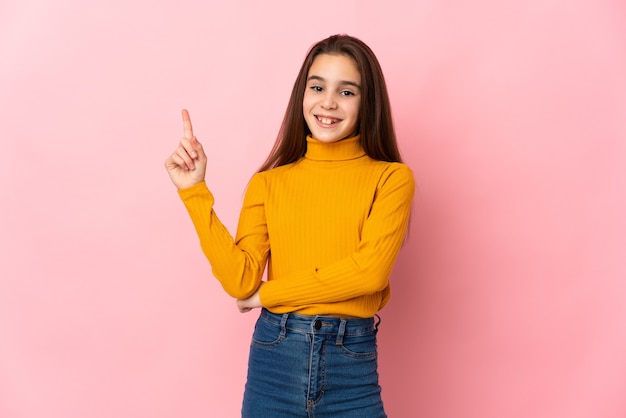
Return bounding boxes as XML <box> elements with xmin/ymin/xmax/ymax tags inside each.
<box><xmin>242</xmin><ymin>308</ymin><xmax>387</xmax><ymax>418</ymax></box>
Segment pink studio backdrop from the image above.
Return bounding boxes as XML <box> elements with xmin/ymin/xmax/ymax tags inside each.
<box><xmin>1</xmin><ymin>1</ymin><xmax>625</xmax><ymax>417</ymax></box>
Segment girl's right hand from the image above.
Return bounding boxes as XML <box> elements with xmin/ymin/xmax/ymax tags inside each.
<box><xmin>164</xmin><ymin>109</ymin><xmax>207</xmax><ymax>190</ymax></box>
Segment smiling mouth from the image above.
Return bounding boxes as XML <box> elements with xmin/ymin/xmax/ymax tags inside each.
<box><xmin>316</xmin><ymin>115</ymin><xmax>341</xmax><ymax>125</ymax></box>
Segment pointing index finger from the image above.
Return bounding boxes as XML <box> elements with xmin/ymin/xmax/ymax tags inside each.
<box><xmin>182</xmin><ymin>109</ymin><xmax>193</xmax><ymax>139</ymax></box>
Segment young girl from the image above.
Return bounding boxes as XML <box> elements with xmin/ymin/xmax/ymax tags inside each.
<box><xmin>165</xmin><ymin>34</ymin><xmax>414</xmax><ymax>418</ymax></box>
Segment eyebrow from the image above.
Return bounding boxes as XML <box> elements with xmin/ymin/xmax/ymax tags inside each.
<box><xmin>307</xmin><ymin>75</ymin><xmax>361</xmax><ymax>89</ymax></box>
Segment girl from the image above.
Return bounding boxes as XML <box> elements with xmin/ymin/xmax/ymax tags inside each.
<box><xmin>165</xmin><ymin>34</ymin><xmax>414</xmax><ymax>418</ymax></box>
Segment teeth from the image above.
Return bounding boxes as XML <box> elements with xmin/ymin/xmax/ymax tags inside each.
<box><xmin>318</xmin><ymin>116</ymin><xmax>338</xmax><ymax>125</ymax></box>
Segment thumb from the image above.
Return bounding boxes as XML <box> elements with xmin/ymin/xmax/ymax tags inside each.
<box><xmin>192</xmin><ymin>136</ymin><xmax>206</xmax><ymax>159</ymax></box>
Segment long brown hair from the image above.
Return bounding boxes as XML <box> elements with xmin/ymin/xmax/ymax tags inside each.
<box><xmin>258</xmin><ymin>34</ymin><xmax>402</xmax><ymax>172</ymax></box>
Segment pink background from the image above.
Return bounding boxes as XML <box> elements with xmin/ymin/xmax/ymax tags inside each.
<box><xmin>1</xmin><ymin>1</ymin><xmax>625</xmax><ymax>417</ymax></box>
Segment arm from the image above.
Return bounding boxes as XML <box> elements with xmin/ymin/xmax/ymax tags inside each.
<box><xmin>178</xmin><ymin>175</ymin><xmax>269</xmax><ymax>299</ymax></box>
<box><xmin>259</xmin><ymin>164</ymin><xmax>415</xmax><ymax>307</ymax></box>
<box><xmin>165</xmin><ymin>109</ymin><xmax>269</xmax><ymax>299</ymax></box>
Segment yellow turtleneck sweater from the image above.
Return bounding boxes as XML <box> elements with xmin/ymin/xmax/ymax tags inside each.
<box><xmin>178</xmin><ymin>135</ymin><xmax>414</xmax><ymax>318</ymax></box>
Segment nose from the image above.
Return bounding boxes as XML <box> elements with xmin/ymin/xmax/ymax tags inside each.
<box><xmin>320</xmin><ymin>92</ymin><xmax>337</xmax><ymax>110</ymax></box>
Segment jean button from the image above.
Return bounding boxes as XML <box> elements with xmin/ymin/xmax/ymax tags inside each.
<box><xmin>314</xmin><ymin>319</ymin><xmax>322</xmax><ymax>330</ymax></box>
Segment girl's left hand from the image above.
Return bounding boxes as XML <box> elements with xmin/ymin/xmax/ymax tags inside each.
<box><xmin>237</xmin><ymin>284</ymin><xmax>263</xmax><ymax>313</ymax></box>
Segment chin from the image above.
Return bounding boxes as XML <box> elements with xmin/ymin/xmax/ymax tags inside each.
<box><xmin>314</xmin><ymin>135</ymin><xmax>345</xmax><ymax>143</ymax></box>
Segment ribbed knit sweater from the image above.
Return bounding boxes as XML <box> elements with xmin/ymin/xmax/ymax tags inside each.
<box><xmin>179</xmin><ymin>135</ymin><xmax>415</xmax><ymax>318</ymax></box>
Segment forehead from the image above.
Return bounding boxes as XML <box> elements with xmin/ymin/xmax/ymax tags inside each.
<box><xmin>307</xmin><ymin>54</ymin><xmax>360</xmax><ymax>83</ymax></box>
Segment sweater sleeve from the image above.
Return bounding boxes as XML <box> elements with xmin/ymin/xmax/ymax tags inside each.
<box><xmin>178</xmin><ymin>175</ymin><xmax>269</xmax><ymax>299</ymax></box>
<box><xmin>259</xmin><ymin>164</ymin><xmax>415</xmax><ymax>307</ymax></box>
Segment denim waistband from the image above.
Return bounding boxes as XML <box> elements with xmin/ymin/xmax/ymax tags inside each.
<box><xmin>259</xmin><ymin>308</ymin><xmax>379</xmax><ymax>337</ymax></box>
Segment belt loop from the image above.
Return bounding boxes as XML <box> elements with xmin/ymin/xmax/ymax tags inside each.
<box><xmin>279</xmin><ymin>313</ymin><xmax>289</xmax><ymax>338</ymax></box>
<box><xmin>374</xmin><ymin>314</ymin><xmax>382</xmax><ymax>334</ymax></box>
<box><xmin>336</xmin><ymin>319</ymin><xmax>347</xmax><ymax>345</ymax></box>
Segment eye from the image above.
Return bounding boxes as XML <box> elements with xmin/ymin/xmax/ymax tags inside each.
<box><xmin>340</xmin><ymin>90</ymin><xmax>355</xmax><ymax>96</ymax></box>
<box><xmin>309</xmin><ymin>85</ymin><xmax>323</xmax><ymax>92</ymax></box>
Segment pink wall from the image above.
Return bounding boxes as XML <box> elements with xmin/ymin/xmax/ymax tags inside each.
<box><xmin>1</xmin><ymin>1</ymin><xmax>624</xmax><ymax>417</ymax></box>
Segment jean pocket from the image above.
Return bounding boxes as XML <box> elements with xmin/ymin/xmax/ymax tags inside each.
<box><xmin>338</xmin><ymin>332</ymin><xmax>378</xmax><ymax>359</ymax></box>
<box><xmin>250</xmin><ymin>317</ymin><xmax>284</xmax><ymax>348</ymax></box>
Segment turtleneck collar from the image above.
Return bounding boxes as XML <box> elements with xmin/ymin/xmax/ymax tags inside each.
<box><xmin>304</xmin><ymin>135</ymin><xmax>366</xmax><ymax>161</ymax></box>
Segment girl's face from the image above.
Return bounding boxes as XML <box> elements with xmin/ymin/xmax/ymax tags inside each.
<box><xmin>303</xmin><ymin>54</ymin><xmax>361</xmax><ymax>143</ymax></box>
